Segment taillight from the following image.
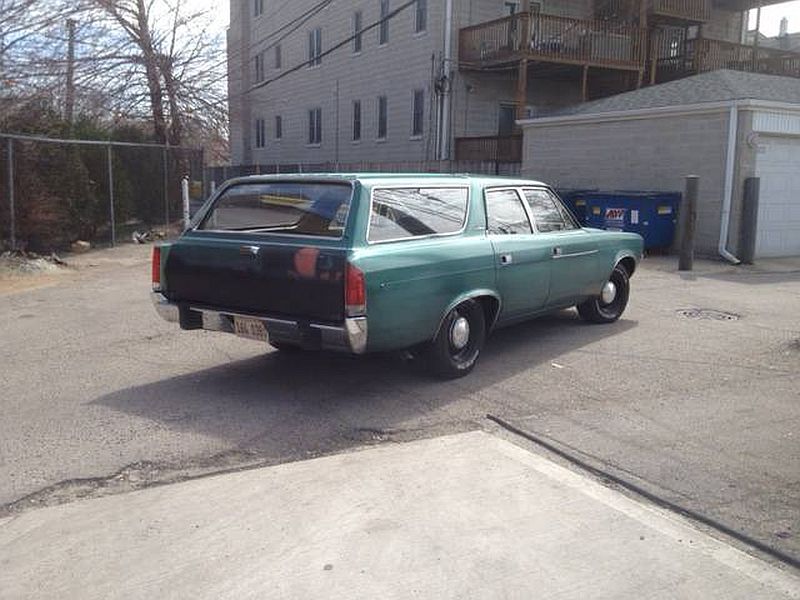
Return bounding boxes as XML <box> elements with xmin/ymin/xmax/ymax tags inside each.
<box><xmin>152</xmin><ymin>246</ymin><xmax>161</xmax><ymax>290</ymax></box>
<box><xmin>345</xmin><ymin>263</ymin><xmax>366</xmax><ymax>317</ymax></box>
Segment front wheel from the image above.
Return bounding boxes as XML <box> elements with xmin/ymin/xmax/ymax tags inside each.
<box><xmin>424</xmin><ymin>299</ymin><xmax>486</xmax><ymax>379</ymax></box>
<box><xmin>577</xmin><ymin>264</ymin><xmax>630</xmax><ymax>323</ymax></box>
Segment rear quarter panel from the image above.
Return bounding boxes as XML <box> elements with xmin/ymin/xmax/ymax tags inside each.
<box><xmin>350</xmin><ymin>180</ymin><xmax>497</xmax><ymax>352</ymax></box>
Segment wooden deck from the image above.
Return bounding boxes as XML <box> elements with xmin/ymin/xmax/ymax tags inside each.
<box><xmin>459</xmin><ymin>13</ymin><xmax>646</xmax><ymax>71</ymax></box>
<box><xmin>656</xmin><ymin>37</ymin><xmax>800</xmax><ymax>80</ymax></box>
<box><xmin>454</xmin><ymin>135</ymin><xmax>523</xmax><ymax>163</ymax></box>
<box><xmin>648</xmin><ymin>0</ymin><xmax>710</xmax><ymax>23</ymax></box>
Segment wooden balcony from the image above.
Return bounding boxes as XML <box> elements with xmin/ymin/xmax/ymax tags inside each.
<box><xmin>656</xmin><ymin>37</ymin><xmax>800</xmax><ymax>81</ymax></box>
<box><xmin>455</xmin><ymin>135</ymin><xmax>523</xmax><ymax>163</ymax></box>
<box><xmin>459</xmin><ymin>13</ymin><xmax>647</xmax><ymax>71</ymax></box>
<box><xmin>648</xmin><ymin>0</ymin><xmax>710</xmax><ymax>23</ymax></box>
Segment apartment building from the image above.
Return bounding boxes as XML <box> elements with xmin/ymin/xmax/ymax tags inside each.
<box><xmin>227</xmin><ymin>0</ymin><xmax>800</xmax><ymax>166</ymax></box>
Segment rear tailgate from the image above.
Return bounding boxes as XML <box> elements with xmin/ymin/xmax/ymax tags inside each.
<box><xmin>165</xmin><ymin>234</ymin><xmax>347</xmax><ymax>323</ymax></box>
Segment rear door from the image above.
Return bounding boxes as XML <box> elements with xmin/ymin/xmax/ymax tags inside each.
<box><xmin>521</xmin><ymin>187</ymin><xmax>602</xmax><ymax>306</ymax></box>
<box><xmin>485</xmin><ymin>188</ymin><xmax>551</xmax><ymax>321</ymax></box>
<box><xmin>164</xmin><ymin>180</ymin><xmax>353</xmax><ymax>322</ymax></box>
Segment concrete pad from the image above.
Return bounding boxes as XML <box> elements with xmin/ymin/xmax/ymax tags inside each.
<box><xmin>0</xmin><ymin>432</ymin><xmax>797</xmax><ymax>600</ymax></box>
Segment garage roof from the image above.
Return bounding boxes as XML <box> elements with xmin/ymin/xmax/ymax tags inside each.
<box><xmin>544</xmin><ymin>71</ymin><xmax>800</xmax><ymax>118</ymax></box>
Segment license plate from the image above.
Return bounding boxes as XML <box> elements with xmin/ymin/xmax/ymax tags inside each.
<box><xmin>233</xmin><ymin>316</ymin><xmax>267</xmax><ymax>342</ymax></box>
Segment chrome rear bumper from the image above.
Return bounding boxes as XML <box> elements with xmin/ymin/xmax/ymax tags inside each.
<box><xmin>151</xmin><ymin>292</ymin><xmax>367</xmax><ymax>354</ymax></box>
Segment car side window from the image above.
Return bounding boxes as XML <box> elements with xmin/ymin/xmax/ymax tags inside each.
<box><xmin>523</xmin><ymin>188</ymin><xmax>578</xmax><ymax>232</ymax></box>
<box><xmin>368</xmin><ymin>187</ymin><xmax>468</xmax><ymax>242</ymax></box>
<box><xmin>485</xmin><ymin>189</ymin><xmax>533</xmax><ymax>235</ymax></box>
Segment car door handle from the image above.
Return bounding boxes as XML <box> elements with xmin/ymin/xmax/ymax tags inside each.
<box><xmin>500</xmin><ymin>253</ymin><xmax>513</xmax><ymax>265</ymax></box>
<box><xmin>552</xmin><ymin>247</ymin><xmax>562</xmax><ymax>257</ymax></box>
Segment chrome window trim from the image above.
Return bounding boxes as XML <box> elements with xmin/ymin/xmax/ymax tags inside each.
<box><xmin>483</xmin><ymin>186</ymin><xmax>534</xmax><ymax>236</ymax></box>
<box><xmin>519</xmin><ymin>186</ymin><xmax>580</xmax><ymax>234</ymax></box>
<box><xmin>366</xmin><ymin>184</ymin><xmax>471</xmax><ymax>245</ymax></box>
<box><xmin>194</xmin><ymin>179</ymin><xmax>355</xmax><ymax>241</ymax></box>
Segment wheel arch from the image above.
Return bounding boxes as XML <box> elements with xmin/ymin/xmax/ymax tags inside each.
<box><xmin>433</xmin><ymin>290</ymin><xmax>502</xmax><ymax>341</ymax></box>
<box><xmin>614</xmin><ymin>252</ymin><xmax>638</xmax><ymax>277</ymax></box>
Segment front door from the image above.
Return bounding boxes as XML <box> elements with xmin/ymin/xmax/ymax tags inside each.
<box><xmin>521</xmin><ymin>188</ymin><xmax>603</xmax><ymax>306</ymax></box>
<box><xmin>485</xmin><ymin>188</ymin><xmax>551</xmax><ymax>321</ymax></box>
<box><xmin>498</xmin><ymin>104</ymin><xmax>516</xmax><ymax>137</ymax></box>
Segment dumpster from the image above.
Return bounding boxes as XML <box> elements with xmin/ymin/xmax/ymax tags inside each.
<box><xmin>582</xmin><ymin>191</ymin><xmax>681</xmax><ymax>250</ymax></box>
<box><xmin>557</xmin><ymin>189</ymin><xmax>597</xmax><ymax>225</ymax></box>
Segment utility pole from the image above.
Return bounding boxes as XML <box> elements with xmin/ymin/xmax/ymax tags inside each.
<box><xmin>65</xmin><ymin>19</ymin><xmax>77</xmax><ymax>126</ymax></box>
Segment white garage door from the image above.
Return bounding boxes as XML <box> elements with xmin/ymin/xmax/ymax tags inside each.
<box><xmin>754</xmin><ymin>136</ymin><xmax>800</xmax><ymax>258</ymax></box>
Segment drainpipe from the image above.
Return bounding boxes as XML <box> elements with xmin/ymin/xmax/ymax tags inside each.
<box><xmin>439</xmin><ymin>0</ymin><xmax>453</xmax><ymax>160</ymax></box>
<box><xmin>719</xmin><ymin>102</ymin><xmax>741</xmax><ymax>264</ymax></box>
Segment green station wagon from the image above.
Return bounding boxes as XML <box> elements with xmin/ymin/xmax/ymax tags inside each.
<box><xmin>152</xmin><ymin>174</ymin><xmax>643</xmax><ymax>377</ymax></box>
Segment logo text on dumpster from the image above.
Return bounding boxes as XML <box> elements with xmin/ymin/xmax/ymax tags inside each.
<box><xmin>605</xmin><ymin>208</ymin><xmax>626</xmax><ymax>224</ymax></box>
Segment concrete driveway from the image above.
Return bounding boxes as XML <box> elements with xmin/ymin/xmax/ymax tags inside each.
<box><xmin>0</xmin><ymin>244</ymin><xmax>798</xmax><ymax>564</ymax></box>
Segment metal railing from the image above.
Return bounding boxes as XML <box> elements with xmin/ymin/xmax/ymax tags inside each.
<box><xmin>459</xmin><ymin>12</ymin><xmax>646</xmax><ymax>70</ymax></box>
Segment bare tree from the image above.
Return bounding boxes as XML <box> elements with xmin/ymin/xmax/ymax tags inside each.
<box><xmin>92</xmin><ymin>0</ymin><xmax>227</xmax><ymax>146</ymax></box>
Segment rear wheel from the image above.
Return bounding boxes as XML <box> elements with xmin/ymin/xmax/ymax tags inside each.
<box><xmin>425</xmin><ymin>299</ymin><xmax>486</xmax><ymax>378</ymax></box>
<box><xmin>577</xmin><ymin>264</ymin><xmax>630</xmax><ymax>323</ymax></box>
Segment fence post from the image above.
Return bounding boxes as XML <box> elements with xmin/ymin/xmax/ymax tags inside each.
<box><xmin>678</xmin><ymin>175</ymin><xmax>698</xmax><ymax>271</ymax></box>
<box><xmin>162</xmin><ymin>146</ymin><xmax>169</xmax><ymax>228</ymax></box>
<box><xmin>181</xmin><ymin>175</ymin><xmax>190</xmax><ymax>230</ymax></box>
<box><xmin>107</xmin><ymin>145</ymin><xmax>116</xmax><ymax>247</ymax></box>
<box><xmin>7</xmin><ymin>138</ymin><xmax>15</xmax><ymax>250</ymax></box>
<box><xmin>739</xmin><ymin>177</ymin><xmax>760</xmax><ymax>265</ymax></box>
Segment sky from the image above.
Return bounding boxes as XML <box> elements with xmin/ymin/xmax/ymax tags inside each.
<box><xmin>748</xmin><ymin>0</ymin><xmax>800</xmax><ymax>35</ymax></box>
<box><xmin>204</xmin><ymin>0</ymin><xmax>800</xmax><ymax>37</ymax></box>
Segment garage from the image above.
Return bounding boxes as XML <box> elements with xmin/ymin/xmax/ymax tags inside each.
<box><xmin>754</xmin><ymin>135</ymin><xmax>800</xmax><ymax>258</ymax></box>
<box><xmin>519</xmin><ymin>70</ymin><xmax>800</xmax><ymax>259</ymax></box>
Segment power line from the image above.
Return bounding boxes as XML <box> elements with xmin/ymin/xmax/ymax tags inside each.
<box><xmin>248</xmin><ymin>0</ymin><xmax>418</xmax><ymax>93</ymax></box>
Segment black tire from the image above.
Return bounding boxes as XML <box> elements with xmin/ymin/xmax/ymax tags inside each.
<box><xmin>425</xmin><ymin>299</ymin><xmax>486</xmax><ymax>379</ymax></box>
<box><xmin>577</xmin><ymin>264</ymin><xmax>630</xmax><ymax>324</ymax></box>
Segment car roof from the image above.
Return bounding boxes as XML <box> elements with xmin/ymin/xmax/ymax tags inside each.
<box><xmin>229</xmin><ymin>173</ymin><xmax>550</xmax><ymax>188</ymax></box>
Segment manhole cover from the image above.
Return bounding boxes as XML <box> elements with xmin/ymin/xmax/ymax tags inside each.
<box><xmin>676</xmin><ymin>308</ymin><xmax>740</xmax><ymax>321</ymax></box>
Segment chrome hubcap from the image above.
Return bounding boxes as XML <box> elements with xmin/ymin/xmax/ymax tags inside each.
<box><xmin>601</xmin><ymin>281</ymin><xmax>617</xmax><ymax>304</ymax></box>
<box><xmin>450</xmin><ymin>316</ymin><xmax>470</xmax><ymax>350</ymax></box>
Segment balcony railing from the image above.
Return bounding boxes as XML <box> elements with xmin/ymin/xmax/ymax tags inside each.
<box><xmin>459</xmin><ymin>13</ymin><xmax>646</xmax><ymax>70</ymax></box>
<box><xmin>692</xmin><ymin>38</ymin><xmax>800</xmax><ymax>78</ymax></box>
<box><xmin>656</xmin><ymin>37</ymin><xmax>800</xmax><ymax>80</ymax></box>
<box><xmin>649</xmin><ymin>0</ymin><xmax>710</xmax><ymax>23</ymax></box>
<box><xmin>455</xmin><ymin>135</ymin><xmax>523</xmax><ymax>163</ymax></box>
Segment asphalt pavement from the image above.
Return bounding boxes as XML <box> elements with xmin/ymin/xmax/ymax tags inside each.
<box><xmin>0</xmin><ymin>244</ymin><xmax>798</xmax><ymax>566</ymax></box>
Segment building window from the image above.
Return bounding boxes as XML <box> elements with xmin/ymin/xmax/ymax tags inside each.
<box><xmin>415</xmin><ymin>0</ymin><xmax>427</xmax><ymax>33</ymax></box>
<box><xmin>275</xmin><ymin>44</ymin><xmax>282</xmax><ymax>69</ymax></box>
<box><xmin>411</xmin><ymin>89</ymin><xmax>424</xmax><ymax>137</ymax></box>
<box><xmin>377</xmin><ymin>95</ymin><xmax>387</xmax><ymax>139</ymax></box>
<box><xmin>353</xmin><ymin>11</ymin><xmax>363</xmax><ymax>53</ymax></box>
<box><xmin>254</xmin><ymin>0</ymin><xmax>263</xmax><ymax>17</ymax></box>
<box><xmin>353</xmin><ymin>100</ymin><xmax>361</xmax><ymax>141</ymax></box>
<box><xmin>308</xmin><ymin>108</ymin><xmax>322</xmax><ymax>145</ymax></box>
<box><xmin>254</xmin><ymin>51</ymin><xmax>264</xmax><ymax>82</ymax></box>
<box><xmin>379</xmin><ymin>0</ymin><xmax>389</xmax><ymax>45</ymax></box>
<box><xmin>275</xmin><ymin>115</ymin><xmax>283</xmax><ymax>140</ymax></box>
<box><xmin>308</xmin><ymin>28</ymin><xmax>322</xmax><ymax>67</ymax></box>
<box><xmin>255</xmin><ymin>118</ymin><xmax>266</xmax><ymax>148</ymax></box>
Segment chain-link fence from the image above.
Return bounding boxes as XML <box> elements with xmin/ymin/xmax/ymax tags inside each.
<box><xmin>0</xmin><ymin>133</ymin><xmax>206</xmax><ymax>252</ymax></box>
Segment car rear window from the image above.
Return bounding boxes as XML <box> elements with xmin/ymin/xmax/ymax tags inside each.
<box><xmin>368</xmin><ymin>187</ymin><xmax>468</xmax><ymax>242</ymax></box>
<box><xmin>199</xmin><ymin>182</ymin><xmax>352</xmax><ymax>238</ymax></box>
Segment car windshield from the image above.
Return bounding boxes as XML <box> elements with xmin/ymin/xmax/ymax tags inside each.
<box><xmin>199</xmin><ymin>182</ymin><xmax>352</xmax><ymax>238</ymax></box>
